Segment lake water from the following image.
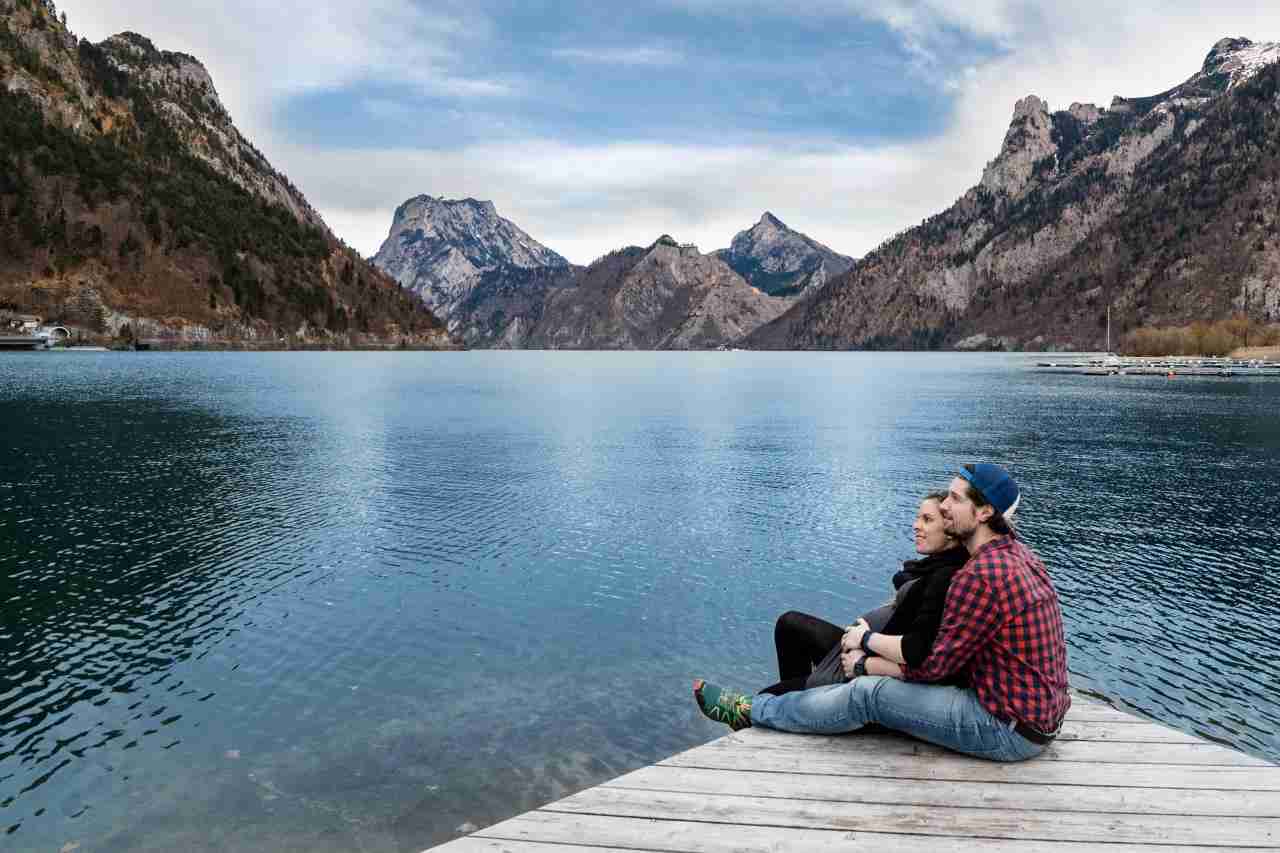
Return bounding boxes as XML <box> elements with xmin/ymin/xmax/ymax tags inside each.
<box><xmin>2</xmin><ymin>351</ymin><xmax>1278</xmax><ymax>851</ymax></box>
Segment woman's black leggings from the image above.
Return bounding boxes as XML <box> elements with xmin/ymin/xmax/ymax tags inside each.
<box><xmin>759</xmin><ymin>610</ymin><xmax>844</xmax><ymax>696</ymax></box>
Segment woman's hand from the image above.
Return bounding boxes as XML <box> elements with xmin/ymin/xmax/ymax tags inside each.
<box><xmin>840</xmin><ymin>648</ymin><xmax>866</xmax><ymax>679</ymax></box>
<box><xmin>842</xmin><ymin>618</ymin><xmax>871</xmax><ymax>652</ymax></box>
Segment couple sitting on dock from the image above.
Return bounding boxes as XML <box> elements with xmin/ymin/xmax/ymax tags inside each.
<box><xmin>693</xmin><ymin>463</ymin><xmax>1070</xmax><ymax>763</ymax></box>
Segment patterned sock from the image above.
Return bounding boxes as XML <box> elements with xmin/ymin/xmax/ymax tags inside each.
<box><xmin>692</xmin><ymin>679</ymin><xmax>752</xmax><ymax>731</ymax></box>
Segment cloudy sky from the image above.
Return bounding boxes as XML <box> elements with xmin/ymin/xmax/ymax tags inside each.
<box><xmin>60</xmin><ymin>1</ymin><xmax>1280</xmax><ymax>264</ymax></box>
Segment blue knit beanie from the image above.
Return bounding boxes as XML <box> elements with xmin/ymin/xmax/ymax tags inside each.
<box><xmin>959</xmin><ymin>463</ymin><xmax>1020</xmax><ymax>516</ymax></box>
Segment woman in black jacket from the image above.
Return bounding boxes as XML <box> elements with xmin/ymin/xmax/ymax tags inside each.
<box><xmin>758</xmin><ymin>491</ymin><xmax>968</xmax><ymax>696</ymax></box>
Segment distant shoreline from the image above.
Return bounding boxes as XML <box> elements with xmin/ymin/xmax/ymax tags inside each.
<box><xmin>1229</xmin><ymin>345</ymin><xmax>1280</xmax><ymax>360</ymax></box>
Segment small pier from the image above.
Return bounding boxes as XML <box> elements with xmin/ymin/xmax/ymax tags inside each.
<box><xmin>430</xmin><ymin>692</ymin><xmax>1279</xmax><ymax>852</ymax></box>
<box><xmin>1035</xmin><ymin>356</ymin><xmax>1280</xmax><ymax>377</ymax></box>
<box><xmin>0</xmin><ymin>335</ymin><xmax>45</xmax><ymax>350</ymax></box>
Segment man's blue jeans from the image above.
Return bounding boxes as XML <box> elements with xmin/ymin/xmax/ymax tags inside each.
<box><xmin>750</xmin><ymin>676</ymin><xmax>1046</xmax><ymax>762</ymax></box>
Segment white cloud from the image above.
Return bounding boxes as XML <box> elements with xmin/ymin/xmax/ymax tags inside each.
<box><xmin>551</xmin><ymin>46</ymin><xmax>686</xmax><ymax>67</ymax></box>
<box><xmin>424</xmin><ymin>76</ymin><xmax>521</xmax><ymax>99</ymax></box>
<box><xmin>859</xmin><ymin>0</ymin><xmax>1022</xmax><ymax>43</ymax></box>
<box><xmin>288</xmin><ymin>139</ymin><xmax>949</xmax><ymax>264</ymax></box>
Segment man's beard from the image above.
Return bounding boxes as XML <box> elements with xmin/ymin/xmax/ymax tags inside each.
<box><xmin>945</xmin><ymin>517</ymin><xmax>979</xmax><ymax>540</ymax></box>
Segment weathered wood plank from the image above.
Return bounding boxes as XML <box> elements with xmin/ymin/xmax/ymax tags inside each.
<box><xmin>605</xmin><ymin>764</ymin><xmax>1280</xmax><ymax>817</ymax></box>
<box><xmin>1056</xmin><ymin>721</ymin><xmax>1204</xmax><ymax>743</ymax></box>
<box><xmin>713</xmin><ymin>728</ymin><xmax>1272</xmax><ymax>767</ymax></box>
<box><xmin>1064</xmin><ymin>706</ymin><xmax>1154</xmax><ymax>722</ymax></box>
<box><xmin>462</xmin><ymin>811</ymin><xmax>1248</xmax><ymax>853</ymax></box>
<box><xmin>426</xmin><ymin>691</ymin><xmax>1280</xmax><ymax>853</ymax></box>
<box><xmin>546</xmin><ymin>787</ymin><xmax>1279</xmax><ymax>847</ymax></box>
<box><xmin>662</xmin><ymin>745</ymin><xmax>1280</xmax><ymax>790</ymax></box>
<box><xmin>1063</xmin><ymin>699</ymin><xmax>1161</xmax><ymax>723</ymax></box>
<box><xmin>431</xmin><ymin>839</ymin><xmax>648</xmax><ymax>853</ymax></box>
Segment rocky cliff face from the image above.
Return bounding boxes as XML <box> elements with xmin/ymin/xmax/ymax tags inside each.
<box><xmin>0</xmin><ymin>2</ymin><xmax>449</xmax><ymax>348</ymax></box>
<box><xmin>94</xmin><ymin>32</ymin><xmax>326</xmax><ymax>231</ymax></box>
<box><xmin>750</xmin><ymin>37</ymin><xmax>1280</xmax><ymax>351</ymax></box>
<box><xmin>713</xmin><ymin>212</ymin><xmax>855</xmax><ymax>296</ymax></box>
<box><xmin>524</xmin><ymin>236</ymin><xmax>791</xmax><ymax>349</ymax></box>
<box><xmin>372</xmin><ymin>195</ymin><xmax>569</xmax><ymax>344</ymax></box>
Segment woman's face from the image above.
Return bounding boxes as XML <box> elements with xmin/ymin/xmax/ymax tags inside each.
<box><xmin>914</xmin><ymin>498</ymin><xmax>952</xmax><ymax>555</ymax></box>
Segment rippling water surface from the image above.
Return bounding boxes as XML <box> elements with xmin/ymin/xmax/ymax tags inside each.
<box><xmin>2</xmin><ymin>351</ymin><xmax>1278</xmax><ymax>851</ymax></box>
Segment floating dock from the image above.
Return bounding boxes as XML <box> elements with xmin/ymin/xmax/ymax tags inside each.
<box><xmin>429</xmin><ymin>691</ymin><xmax>1279</xmax><ymax>852</ymax></box>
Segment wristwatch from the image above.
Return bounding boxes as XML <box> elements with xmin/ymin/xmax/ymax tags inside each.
<box><xmin>859</xmin><ymin>630</ymin><xmax>876</xmax><ymax>654</ymax></box>
<box><xmin>852</xmin><ymin>657</ymin><xmax>868</xmax><ymax>678</ymax></box>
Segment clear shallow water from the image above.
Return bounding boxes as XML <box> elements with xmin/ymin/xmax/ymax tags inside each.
<box><xmin>1</xmin><ymin>351</ymin><xmax>1278</xmax><ymax>851</ymax></box>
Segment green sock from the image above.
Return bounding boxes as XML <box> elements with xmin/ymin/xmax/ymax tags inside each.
<box><xmin>693</xmin><ymin>679</ymin><xmax>752</xmax><ymax>731</ymax></box>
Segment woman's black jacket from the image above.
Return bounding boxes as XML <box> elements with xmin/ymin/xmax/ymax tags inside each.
<box><xmin>881</xmin><ymin>545</ymin><xmax>970</xmax><ymax>669</ymax></box>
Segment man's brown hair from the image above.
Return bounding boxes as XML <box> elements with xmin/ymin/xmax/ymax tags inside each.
<box><xmin>962</xmin><ymin>464</ymin><xmax>1014</xmax><ymax>536</ymax></box>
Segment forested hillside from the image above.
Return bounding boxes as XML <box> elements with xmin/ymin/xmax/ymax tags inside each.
<box><xmin>0</xmin><ymin>0</ymin><xmax>451</xmax><ymax>347</ymax></box>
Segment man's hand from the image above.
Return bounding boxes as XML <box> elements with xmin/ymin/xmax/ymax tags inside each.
<box><xmin>842</xmin><ymin>618</ymin><xmax>872</xmax><ymax>653</ymax></box>
<box><xmin>840</xmin><ymin>648</ymin><xmax>866</xmax><ymax>679</ymax></box>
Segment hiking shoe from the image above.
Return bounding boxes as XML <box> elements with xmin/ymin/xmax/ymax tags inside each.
<box><xmin>693</xmin><ymin>679</ymin><xmax>752</xmax><ymax>731</ymax></box>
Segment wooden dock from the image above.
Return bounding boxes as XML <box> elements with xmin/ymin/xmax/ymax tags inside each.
<box><xmin>1034</xmin><ymin>356</ymin><xmax>1280</xmax><ymax>377</ymax></box>
<box><xmin>429</xmin><ymin>692</ymin><xmax>1280</xmax><ymax>852</ymax></box>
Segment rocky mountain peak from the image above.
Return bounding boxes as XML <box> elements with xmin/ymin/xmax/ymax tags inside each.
<box><xmin>1012</xmin><ymin>94</ymin><xmax>1050</xmax><ymax>120</ymax></box>
<box><xmin>68</xmin><ymin>26</ymin><xmax>329</xmax><ymax>232</ymax></box>
<box><xmin>372</xmin><ymin>195</ymin><xmax>568</xmax><ymax>334</ymax></box>
<box><xmin>1067</xmin><ymin>102</ymin><xmax>1104</xmax><ymax>125</ymax></box>
<box><xmin>980</xmin><ymin>93</ymin><xmax>1055</xmax><ymax>198</ymax></box>
<box><xmin>1202</xmin><ymin>37</ymin><xmax>1280</xmax><ymax>88</ymax></box>
<box><xmin>104</xmin><ymin>31</ymin><xmax>159</xmax><ymax>56</ymax></box>
<box><xmin>743</xmin><ymin>211</ymin><xmax>789</xmax><ymax>240</ymax></box>
<box><xmin>645</xmin><ymin>235</ymin><xmax>702</xmax><ymax>265</ymax></box>
<box><xmin>101</xmin><ymin>32</ymin><xmax>220</xmax><ymax>102</ymax></box>
<box><xmin>391</xmin><ymin>197</ymin><xmax>567</xmax><ymax>263</ymax></box>
<box><xmin>401</xmin><ymin>194</ymin><xmax>496</xmax><ymax>215</ymax></box>
<box><xmin>715</xmin><ymin>212</ymin><xmax>854</xmax><ymax>297</ymax></box>
<box><xmin>1204</xmin><ymin>37</ymin><xmax>1255</xmax><ymax>70</ymax></box>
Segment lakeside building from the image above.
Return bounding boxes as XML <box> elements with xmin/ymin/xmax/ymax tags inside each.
<box><xmin>4</xmin><ymin>313</ymin><xmax>42</xmax><ymax>333</ymax></box>
<box><xmin>38</xmin><ymin>325</ymin><xmax>71</xmax><ymax>345</ymax></box>
<box><xmin>0</xmin><ymin>312</ymin><xmax>73</xmax><ymax>349</ymax></box>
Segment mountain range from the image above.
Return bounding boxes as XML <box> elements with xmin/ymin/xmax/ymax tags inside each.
<box><xmin>0</xmin><ymin>2</ymin><xmax>450</xmax><ymax>348</ymax></box>
<box><xmin>372</xmin><ymin>202</ymin><xmax>848</xmax><ymax>348</ymax></box>
<box><xmin>5</xmin><ymin>2</ymin><xmax>1279</xmax><ymax>352</ymax></box>
<box><xmin>374</xmin><ymin>37</ymin><xmax>1280</xmax><ymax>351</ymax></box>
<box><xmin>751</xmin><ymin>37</ymin><xmax>1280</xmax><ymax>350</ymax></box>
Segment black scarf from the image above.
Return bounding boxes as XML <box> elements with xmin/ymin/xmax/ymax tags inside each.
<box><xmin>891</xmin><ymin>544</ymin><xmax>970</xmax><ymax>590</ymax></box>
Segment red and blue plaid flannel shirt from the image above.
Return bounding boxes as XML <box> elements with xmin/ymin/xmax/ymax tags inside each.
<box><xmin>902</xmin><ymin>535</ymin><xmax>1071</xmax><ymax>733</ymax></box>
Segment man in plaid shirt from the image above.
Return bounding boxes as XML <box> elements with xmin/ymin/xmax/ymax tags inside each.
<box><xmin>694</xmin><ymin>463</ymin><xmax>1071</xmax><ymax>762</ymax></box>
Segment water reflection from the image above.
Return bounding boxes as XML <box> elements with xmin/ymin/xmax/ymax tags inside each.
<box><xmin>0</xmin><ymin>399</ymin><xmax>285</xmax><ymax>838</ymax></box>
<box><xmin>0</xmin><ymin>353</ymin><xmax>1277</xmax><ymax>852</ymax></box>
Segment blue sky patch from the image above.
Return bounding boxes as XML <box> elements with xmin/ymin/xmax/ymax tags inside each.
<box><xmin>275</xmin><ymin>1</ymin><xmax>1005</xmax><ymax>149</ymax></box>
